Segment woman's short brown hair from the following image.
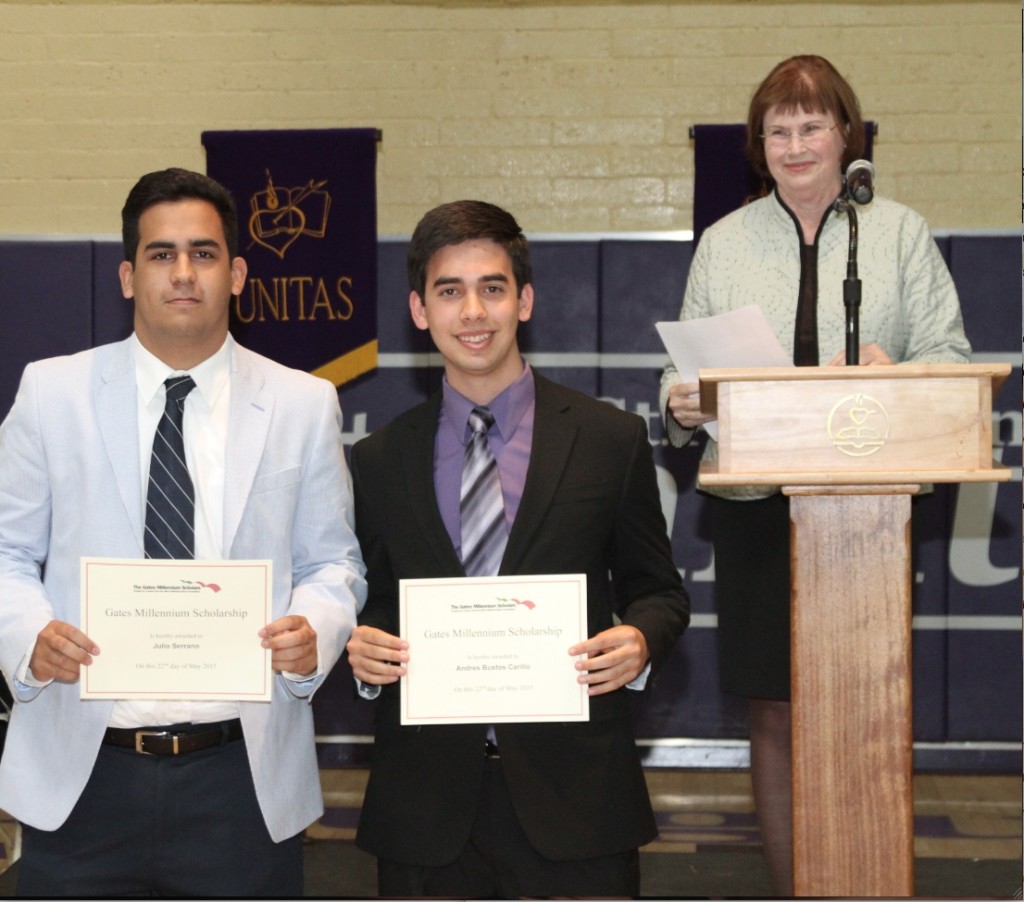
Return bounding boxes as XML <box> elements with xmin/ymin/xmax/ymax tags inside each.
<box><xmin>745</xmin><ymin>55</ymin><xmax>865</xmax><ymax>182</ymax></box>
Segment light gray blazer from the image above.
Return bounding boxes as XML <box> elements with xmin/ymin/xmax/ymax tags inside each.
<box><xmin>0</xmin><ymin>336</ymin><xmax>366</xmax><ymax>842</ymax></box>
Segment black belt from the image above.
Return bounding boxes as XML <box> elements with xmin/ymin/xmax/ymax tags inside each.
<box><xmin>102</xmin><ymin>719</ymin><xmax>243</xmax><ymax>756</ymax></box>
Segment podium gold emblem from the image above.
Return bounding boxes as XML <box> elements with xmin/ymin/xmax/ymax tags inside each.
<box><xmin>827</xmin><ymin>393</ymin><xmax>889</xmax><ymax>457</ymax></box>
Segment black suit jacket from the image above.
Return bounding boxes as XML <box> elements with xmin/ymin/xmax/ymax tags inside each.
<box><xmin>350</xmin><ymin>373</ymin><xmax>689</xmax><ymax>864</ymax></box>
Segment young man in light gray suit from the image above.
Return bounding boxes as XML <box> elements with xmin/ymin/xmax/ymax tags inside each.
<box><xmin>0</xmin><ymin>168</ymin><xmax>367</xmax><ymax>896</ymax></box>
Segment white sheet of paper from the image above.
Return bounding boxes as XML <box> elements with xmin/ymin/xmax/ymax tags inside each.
<box><xmin>80</xmin><ymin>558</ymin><xmax>273</xmax><ymax>701</ymax></box>
<box><xmin>657</xmin><ymin>305</ymin><xmax>792</xmax><ymax>439</ymax></box>
<box><xmin>399</xmin><ymin>574</ymin><xmax>589</xmax><ymax>725</ymax></box>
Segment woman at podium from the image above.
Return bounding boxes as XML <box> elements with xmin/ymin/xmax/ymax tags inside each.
<box><xmin>659</xmin><ymin>54</ymin><xmax>970</xmax><ymax>895</ymax></box>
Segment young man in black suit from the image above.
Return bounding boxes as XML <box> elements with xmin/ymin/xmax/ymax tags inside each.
<box><xmin>345</xmin><ymin>200</ymin><xmax>689</xmax><ymax>897</ymax></box>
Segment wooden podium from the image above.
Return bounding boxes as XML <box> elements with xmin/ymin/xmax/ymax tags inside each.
<box><xmin>697</xmin><ymin>363</ymin><xmax>1011</xmax><ymax>898</ymax></box>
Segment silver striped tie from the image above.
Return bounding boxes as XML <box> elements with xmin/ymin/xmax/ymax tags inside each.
<box><xmin>460</xmin><ymin>406</ymin><xmax>507</xmax><ymax>576</ymax></box>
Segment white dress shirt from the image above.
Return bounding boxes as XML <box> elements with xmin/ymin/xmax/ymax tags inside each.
<box><xmin>108</xmin><ymin>335</ymin><xmax>238</xmax><ymax>727</ymax></box>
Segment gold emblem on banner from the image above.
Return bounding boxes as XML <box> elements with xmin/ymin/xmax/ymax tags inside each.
<box><xmin>247</xmin><ymin>170</ymin><xmax>331</xmax><ymax>259</ymax></box>
<box><xmin>827</xmin><ymin>393</ymin><xmax>889</xmax><ymax>457</ymax></box>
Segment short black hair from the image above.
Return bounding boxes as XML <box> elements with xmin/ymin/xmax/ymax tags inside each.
<box><xmin>407</xmin><ymin>200</ymin><xmax>532</xmax><ymax>298</ymax></box>
<box><xmin>121</xmin><ymin>168</ymin><xmax>239</xmax><ymax>263</ymax></box>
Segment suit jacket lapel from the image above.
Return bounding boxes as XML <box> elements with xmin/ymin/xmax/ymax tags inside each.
<box><xmin>399</xmin><ymin>395</ymin><xmax>464</xmax><ymax>573</ymax></box>
<box><xmin>96</xmin><ymin>340</ymin><xmax>144</xmax><ymax>551</ymax></box>
<box><xmin>223</xmin><ymin>345</ymin><xmax>272</xmax><ymax>554</ymax></box>
<box><xmin>501</xmin><ymin>375</ymin><xmax>577</xmax><ymax>574</ymax></box>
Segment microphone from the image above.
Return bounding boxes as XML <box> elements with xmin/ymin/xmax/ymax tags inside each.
<box><xmin>845</xmin><ymin>159</ymin><xmax>875</xmax><ymax>204</ymax></box>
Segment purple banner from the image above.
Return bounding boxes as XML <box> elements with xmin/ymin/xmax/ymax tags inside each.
<box><xmin>202</xmin><ymin>128</ymin><xmax>379</xmax><ymax>386</ymax></box>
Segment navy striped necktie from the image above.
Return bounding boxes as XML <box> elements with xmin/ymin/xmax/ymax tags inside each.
<box><xmin>145</xmin><ymin>375</ymin><xmax>196</xmax><ymax>559</ymax></box>
<box><xmin>459</xmin><ymin>406</ymin><xmax>507</xmax><ymax>576</ymax></box>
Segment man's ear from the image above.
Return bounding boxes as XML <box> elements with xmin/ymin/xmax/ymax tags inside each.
<box><xmin>517</xmin><ymin>283</ymin><xmax>534</xmax><ymax>323</ymax></box>
<box><xmin>409</xmin><ymin>291</ymin><xmax>429</xmax><ymax>331</ymax></box>
<box><xmin>118</xmin><ymin>260</ymin><xmax>135</xmax><ymax>300</ymax></box>
<box><xmin>230</xmin><ymin>256</ymin><xmax>248</xmax><ymax>296</ymax></box>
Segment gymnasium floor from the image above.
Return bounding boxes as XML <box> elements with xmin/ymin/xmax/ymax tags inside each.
<box><xmin>0</xmin><ymin>768</ymin><xmax>1019</xmax><ymax>898</ymax></box>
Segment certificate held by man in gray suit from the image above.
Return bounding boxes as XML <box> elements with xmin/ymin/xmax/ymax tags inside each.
<box><xmin>0</xmin><ymin>168</ymin><xmax>367</xmax><ymax>898</ymax></box>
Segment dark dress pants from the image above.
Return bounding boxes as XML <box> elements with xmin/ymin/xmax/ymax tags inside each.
<box><xmin>17</xmin><ymin>737</ymin><xmax>302</xmax><ymax>897</ymax></box>
<box><xmin>377</xmin><ymin>756</ymin><xmax>640</xmax><ymax>898</ymax></box>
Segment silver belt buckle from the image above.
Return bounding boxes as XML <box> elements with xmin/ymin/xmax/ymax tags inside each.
<box><xmin>135</xmin><ymin>730</ymin><xmax>177</xmax><ymax>755</ymax></box>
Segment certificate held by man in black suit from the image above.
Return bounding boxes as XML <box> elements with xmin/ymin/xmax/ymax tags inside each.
<box><xmin>399</xmin><ymin>573</ymin><xmax>589</xmax><ymax>725</ymax></box>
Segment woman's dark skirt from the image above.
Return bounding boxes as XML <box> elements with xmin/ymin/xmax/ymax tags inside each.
<box><xmin>710</xmin><ymin>492</ymin><xmax>792</xmax><ymax>701</ymax></box>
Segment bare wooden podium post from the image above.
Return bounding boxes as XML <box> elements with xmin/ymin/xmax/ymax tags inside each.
<box><xmin>697</xmin><ymin>363</ymin><xmax>1010</xmax><ymax>898</ymax></box>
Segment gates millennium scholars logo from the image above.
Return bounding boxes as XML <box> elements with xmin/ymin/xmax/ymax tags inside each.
<box><xmin>247</xmin><ymin>170</ymin><xmax>331</xmax><ymax>260</ymax></box>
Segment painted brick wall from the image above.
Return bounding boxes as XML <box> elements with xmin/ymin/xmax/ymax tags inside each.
<box><xmin>0</xmin><ymin>1</ymin><xmax>1016</xmax><ymax>236</ymax></box>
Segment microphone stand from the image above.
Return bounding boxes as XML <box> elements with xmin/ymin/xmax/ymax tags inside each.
<box><xmin>832</xmin><ymin>194</ymin><xmax>860</xmax><ymax>366</ymax></box>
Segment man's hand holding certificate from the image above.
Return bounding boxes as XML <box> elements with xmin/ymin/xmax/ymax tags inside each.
<box><xmin>399</xmin><ymin>574</ymin><xmax>590</xmax><ymax>725</ymax></box>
